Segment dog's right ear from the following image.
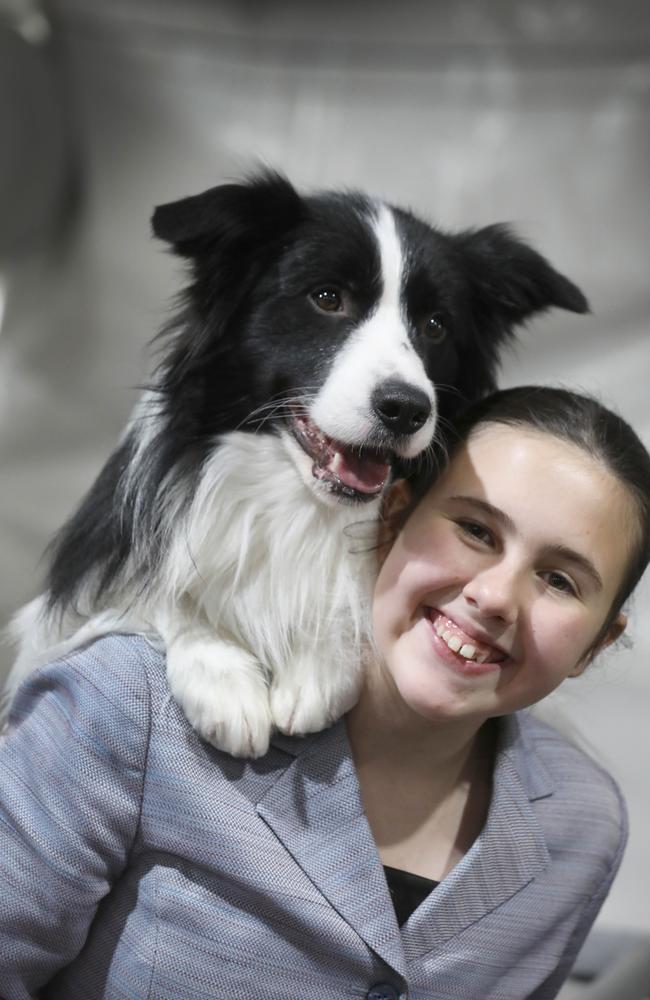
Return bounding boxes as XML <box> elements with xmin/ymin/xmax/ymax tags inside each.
<box><xmin>151</xmin><ymin>170</ymin><xmax>305</xmax><ymax>257</ymax></box>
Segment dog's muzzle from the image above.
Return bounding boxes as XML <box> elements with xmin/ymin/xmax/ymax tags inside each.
<box><xmin>289</xmin><ymin>412</ymin><xmax>391</xmax><ymax>503</ymax></box>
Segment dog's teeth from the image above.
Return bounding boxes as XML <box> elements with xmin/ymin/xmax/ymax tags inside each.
<box><xmin>459</xmin><ymin>643</ymin><xmax>476</xmax><ymax>659</ymax></box>
<box><xmin>447</xmin><ymin>635</ymin><xmax>462</xmax><ymax>653</ymax></box>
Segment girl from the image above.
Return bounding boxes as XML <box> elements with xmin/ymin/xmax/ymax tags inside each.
<box><xmin>1</xmin><ymin>386</ymin><xmax>649</xmax><ymax>1000</ymax></box>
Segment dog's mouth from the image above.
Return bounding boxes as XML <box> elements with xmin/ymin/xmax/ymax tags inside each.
<box><xmin>290</xmin><ymin>412</ymin><xmax>391</xmax><ymax>502</ymax></box>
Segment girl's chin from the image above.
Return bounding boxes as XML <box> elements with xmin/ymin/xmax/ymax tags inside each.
<box><xmin>393</xmin><ymin>683</ymin><xmax>489</xmax><ymax>728</ymax></box>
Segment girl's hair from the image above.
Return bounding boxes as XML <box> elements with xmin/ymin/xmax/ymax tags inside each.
<box><xmin>437</xmin><ymin>385</ymin><xmax>650</xmax><ymax>645</ymax></box>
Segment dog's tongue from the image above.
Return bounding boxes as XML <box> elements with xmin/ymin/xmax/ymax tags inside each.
<box><xmin>327</xmin><ymin>448</ymin><xmax>390</xmax><ymax>494</ymax></box>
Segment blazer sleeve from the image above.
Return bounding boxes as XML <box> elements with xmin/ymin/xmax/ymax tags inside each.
<box><xmin>0</xmin><ymin>639</ymin><xmax>152</xmax><ymax>999</ymax></box>
<box><xmin>527</xmin><ymin>780</ymin><xmax>629</xmax><ymax>1000</ymax></box>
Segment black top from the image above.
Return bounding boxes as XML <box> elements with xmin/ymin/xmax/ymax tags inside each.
<box><xmin>383</xmin><ymin>865</ymin><xmax>438</xmax><ymax>927</ymax></box>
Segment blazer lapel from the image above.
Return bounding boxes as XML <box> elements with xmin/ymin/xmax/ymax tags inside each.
<box><xmin>402</xmin><ymin>713</ymin><xmax>553</xmax><ymax>959</ymax></box>
<box><xmin>256</xmin><ymin>721</ymin><xmax>407</xmax><ymax>978</ymax></box>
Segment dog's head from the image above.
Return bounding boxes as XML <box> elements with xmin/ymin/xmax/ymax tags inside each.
<box><xmin>152</xmin><ymin>171</ymin><xmax>588</xmax><ymax>505</ymax></box>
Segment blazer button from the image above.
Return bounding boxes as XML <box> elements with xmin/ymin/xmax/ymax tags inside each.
<box><xmin>367</xmin><ymin>984</ymin><xmax>401</xmax><ymax>1000</ymax></box>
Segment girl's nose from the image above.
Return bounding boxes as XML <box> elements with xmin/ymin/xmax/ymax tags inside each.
<box><xmin>462</xmin><ymin>563</ymin><xmax>520</xmax><ymax>624</ymax></box>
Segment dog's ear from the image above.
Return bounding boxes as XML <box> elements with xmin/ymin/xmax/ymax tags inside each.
<box><xmin>151</xmin><ymin>170</ymin><xmax>305</xmax><ymax>257</ymax></box>
<box><xmin>457</xmin><ymin>223</ymin><xmax>589</xmax><ymax>327</ymax></box>
<box><xmin>432</xmin><ymin>223</ymin><xmax>590</xmax><ymax>418</ymax></box>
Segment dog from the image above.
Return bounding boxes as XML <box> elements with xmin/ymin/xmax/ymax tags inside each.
<box><xmin>5</xmin><ymin>171</ymin><xmax>588</xmax><ymax>757</ymax></box>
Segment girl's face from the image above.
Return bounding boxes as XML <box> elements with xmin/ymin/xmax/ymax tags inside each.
<box><xmin>373</xmin><ymin>424</ymin><xmax>633</xmax><ymax>725</ymax></box>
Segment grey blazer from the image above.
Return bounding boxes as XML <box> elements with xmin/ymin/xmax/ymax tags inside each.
<box><xmin>0</xmin><ymin>634</ymin><xmax>627</xmax><ymax>1000</ymax></box>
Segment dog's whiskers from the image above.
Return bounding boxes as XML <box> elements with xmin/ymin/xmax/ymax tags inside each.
<box><xmin>240</xmin><ymin>390</ymin><xmax>321</xmax><ymax>434</ymax></box>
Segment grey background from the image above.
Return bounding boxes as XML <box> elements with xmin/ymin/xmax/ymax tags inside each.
<box><xmin>1</xmin><ymin>0</ymin><xmax>648</xmax><ymax>948</ymax></box>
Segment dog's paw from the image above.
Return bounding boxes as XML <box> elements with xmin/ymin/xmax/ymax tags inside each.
<box><xmin>166</xmin><ymin>634</ymin><xmax>272</xmax><ymax>758</ymax></box>
<box><xmin>270</xmin><ymin>667</ymin><xmax>362</xmax><ymax>736</ymax></box>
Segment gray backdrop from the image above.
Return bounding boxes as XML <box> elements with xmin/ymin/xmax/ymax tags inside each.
<box><xmin>1</xmin><ymin>0</ymin><xmax>648</xmax><ymax>940</ymax></box>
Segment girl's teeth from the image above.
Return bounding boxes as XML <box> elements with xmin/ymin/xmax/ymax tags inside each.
<box><xmin>435</xmin><ymin>622</ymin><xmax>504</xmax><ymax>663</ymax></box>
<box><xmin>432</xmin><ymin>615</ymin><xmax>490</xmax><ymax>662</ymax></box>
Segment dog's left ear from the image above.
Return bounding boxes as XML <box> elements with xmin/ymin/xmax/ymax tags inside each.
<box><xmin>457</xmin><ymin>222</ymin><xmax>589</xmax><ymax>329</ymax></box>
<box><xmin>435</xmin><ymin>224</ymin><xmax>589</xmax><ymax>416</ymax></box>
<box><xmin>440</xmin><ymin>223</ymin><xmax>589</xmax><ymax>412</ymax></box>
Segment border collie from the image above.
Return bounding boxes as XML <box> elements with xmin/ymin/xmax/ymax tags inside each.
<box><xmin>6</xmin><ymin>172</ymin><xmax>587</xmax><ymax>756</ymax></box>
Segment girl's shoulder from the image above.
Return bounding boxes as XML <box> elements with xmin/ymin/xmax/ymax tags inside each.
<box><xmin>6</xmin><ymin>632</ymin><xmax>169</xmax><ymax>743</ymax></box>
<box><xmin>515</xmin><ymin>710</ymin><xmax>623</xmax><ymax>794</ymax></box>
<box><xmin>509</xmin><ymin>711</ymin><xmax>627</xmax><ymax>858</ymax></box>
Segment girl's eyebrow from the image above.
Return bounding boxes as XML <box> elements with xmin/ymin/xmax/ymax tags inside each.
<box><xmin>447</xmin><ymin>495</ymin><xmax>604</xmax><ymax>591</ymax></box>
<box><xmin>448</xmin><ymin>495</ymin><xmax>515</xmax><ymax>532</ymax></box>
<box><xmin>545</xmin><ymin>544</ymin><xmax>604</xmax><ymax>592</ymax></box>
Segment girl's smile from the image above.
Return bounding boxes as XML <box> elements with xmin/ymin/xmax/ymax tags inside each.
<box><xmin>425</xmin><ymin>609</ymin><xmax>509</xmax><ymax>676</ymax></box>
<box><xmin>371</xmin><ymin>423</ymin><xmax>633</xmax><ymax>725</ymax></box>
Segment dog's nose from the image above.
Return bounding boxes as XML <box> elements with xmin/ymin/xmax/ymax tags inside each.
<box><xmin>371</xmin><ymin>380</ymin><xmax>432</xmax><ymax>436</ymax></box>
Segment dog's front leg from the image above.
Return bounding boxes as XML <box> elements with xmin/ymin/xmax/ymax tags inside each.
<box><xmin>165</xmin><ymin>626</ymin><xmax>273</xmax><ymax>758</ymax></box>
<box><xmin>270</xmin><ymin>644</ymin><xmax>364</xmax><ymax>737</ymax></box>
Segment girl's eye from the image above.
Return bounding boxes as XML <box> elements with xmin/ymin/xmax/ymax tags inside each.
<box><xmin>541</xmin><ymin>571</ymin><xmax>578</xmax><ymax>597</ymax></box>
<box><xmin>310</xmin><ymin>287</ymin><xmax>344</xmax><ymax>313</ymax></box>
<box><xmin>458</xmin><ymin>520</ymin><xmax>494</xmax><ymax>546</ymax></box>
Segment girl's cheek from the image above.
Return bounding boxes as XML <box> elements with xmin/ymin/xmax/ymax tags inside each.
<box><xmin>529</xmin><ymin>608</ymin><xmax>585</xmax><ymax>674</ymax></box>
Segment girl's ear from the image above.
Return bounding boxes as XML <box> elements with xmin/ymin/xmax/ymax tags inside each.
<box><xmin>570</xmin><ymin>612</ymin><xmax>628</xmax><ymax>677</ymax></box>
<box><xmin>600</xmin><ymin>612</ymin><xmax>628</xmax><ymax>651</ymax></box>
<box><xmin>377</xmin><ymin>480</ymin><xmax>415</xmax><ymax>556</ymax></box>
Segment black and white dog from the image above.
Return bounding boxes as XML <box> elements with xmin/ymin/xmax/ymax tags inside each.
<box><xmin>7</xmin><ymin>172</ymin><xmax>587</xmax><ymax>756</ymax></box>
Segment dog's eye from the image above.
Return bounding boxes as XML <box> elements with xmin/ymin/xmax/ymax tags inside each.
<box><xmin>419</xmin><ymin>312</ymin><xmax>447</xmax><ymax>344</ymax></box>
<box><xmin>310</xmin><ymin>287</ymin><xmax>344</xmax><ymax>313</ymax></box>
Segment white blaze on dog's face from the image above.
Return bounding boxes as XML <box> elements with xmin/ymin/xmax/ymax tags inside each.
<box><xmin>312</xmin><ymin>205</ymin><xmax>436</xmax><ymax>455</ymax></box>
<box><xmin>283</xmin><ymin>203</ymin><xmax>436</xmax><ymax>507</ymax></box>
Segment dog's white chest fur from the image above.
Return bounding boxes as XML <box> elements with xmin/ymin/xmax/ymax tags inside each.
<box><xmin>9</xmin><ymin>431</ymin><xmax>378</xmax><ymax>757</ymax></box>
<box><xmin>159</xmin><ymin>431</ymin><xmax>378</xmax><ymax>755</ymax></box>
